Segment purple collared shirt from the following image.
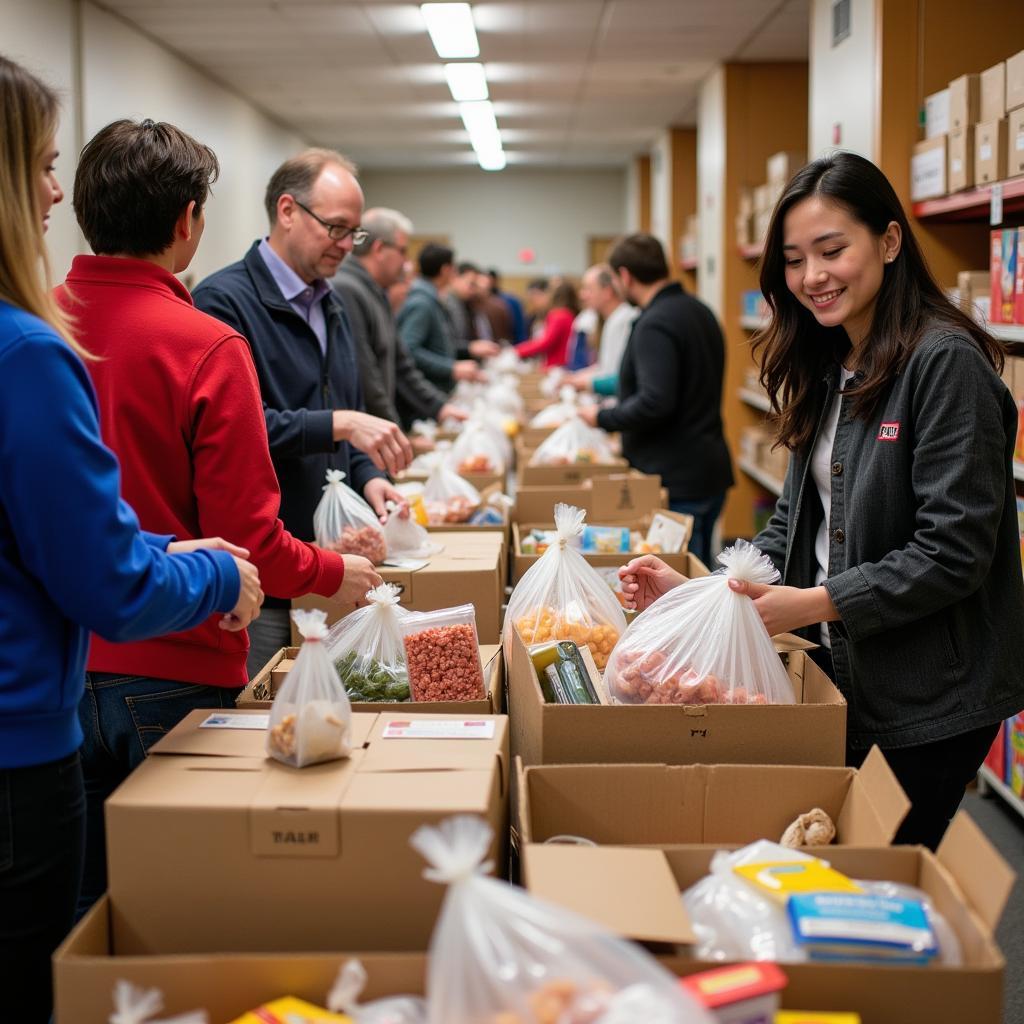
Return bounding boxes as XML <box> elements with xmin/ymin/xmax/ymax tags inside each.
<box><xmin>257</xmin><ymin>239</ymin><xmax>331</xmax><ymax>356</ymax></box>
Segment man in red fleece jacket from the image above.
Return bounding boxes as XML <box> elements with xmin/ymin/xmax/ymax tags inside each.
<box><xmin>55</xmin><ymin>118</ymin><xmax>383</xmax><ymax>917</ymax></box>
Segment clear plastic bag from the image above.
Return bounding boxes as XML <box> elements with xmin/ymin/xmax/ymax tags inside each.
<box><xmin>605</xmin><ymin>540</ymin><xmax>796</xmax><ymax>706</ymax></box>
<box><xmin>538</xmin><ymin>367</ymin><xmax>567</xmax><ymax>398</ymax></box>
<box><xmin>412</xmin><ymin>815</ymin><xmax>714</xmax><ymax>1024</ymax></box>
<box><xmin>313</xmin><ymin>469</ymin><xmax>388</xmax><ymax>564</ymax></box>
<box><xmin>109</xmin><ymin>981</ymin><xmax>207</xmax><ymax>1024</ymax></box>
<box><xmin>383</xmin><ymin>501</ymin><xmax>440</xmax><ymax>559</ymax></box>
<box><xmin>401</xmin><ymin>604</ymin><xmax>486</xmax><ymax>702</ymax></box>
<box><xmin>529</xmin><ymin>384</ymin><xmax>578</xmax><ymax>428</ymax></box>
<box><xmin>267</xmin><ymin>609</ymin><xmax>352</xmax><ymax>767</ymax></box>
<box><xmin>447</xmin><ymin>421</ymin><xmax>507</xmax><ymax>476</ymax></box>
<box><xmin>528</xmin><ymin>417</ymin><xmax>617</xmax><ymax>467</ymax></box>
<box><xmin>485</xmin><ymin>373</ymin><xmax>526</xmax><ymax>420</ymax></box>
<box><xmin>406</xmin><ymin>441</ymin><xmax>450</xmax><ymax>478</ymax></box>
<box><xmin>327</xmin><ymin>960</ymin><xmax>428</xmax><ymax>1024</ymax></box>
<box><xmin>411</xmin><ymin>419</ymin><xmax>439</xmax><ymax>444</ymax></box>
<box><xmin>324</xmin><ymin>582</ymin><xmax>412</xmax><ymax>703</ymax></box>
<box><xmin>505</xmin><ymin>504</ymin><xmax>628</xmax><ymax>671</ymax></box>
<box><xmin>422</xmin><ymin>463</ymin><xmax>482</xmax><ymax>524</ymax></box>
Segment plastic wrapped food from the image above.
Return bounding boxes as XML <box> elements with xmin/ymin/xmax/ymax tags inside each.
<box><xmin>605</xmin><ymin>540</ymin><xmax>796</xmax><ymax>705</ymax></box>
<box><xmin>411</xmin><ymin>816</ymin><xmax>714</xmax><ymax>1024</ymax></box>
<box><xmin>109</xmin><ymin>981</ymin><xmax>207</xmax><ymax>1024</ymax></box>
<box><xmin>383</xmin><ymin>501</ymin><xmax>439</xmax><ymax>559</ymax></box>
<box><xmin>422</xmin><ymin>463</ymin><xmax>482</xmax><ymax>524</ymax></box>
<box><xmin>505</xmin><ymin>504</ymin><xmax>627</xmax><ymax>671</ymax></box>
<box><xmin>448</xmin><ymin>421</ymin><xmax>507</xmax><ymax>476</ymax></box>
<box><xmin>313</xmin><ymin>469</ymin><xmax>388</xmax><ymax>564</ymax></box>
<box><xmin>528</xmin><ymin>417</ymin><xmax>617</xmax><ymax>467</ymax></box>
<box><xmin>267</xmin><ymin>609</ymin><xmax>352</xmax><ymax>767</ymax></box>
<box><xmin>529</xmin><ymin>384</ymin><xmax>578</xmax><ymax>428</ymax></box>
<box><xmin>325</xmin><ymin>583</ymin><xmax>412</xmax><ymax>702</ymax></box>
<box><xmin>327</xmin><ymin>960</ymin><xmax>428</xmax><ymax>1024</ymax></box>
<box><xmin>401</xmin><ymin>605</ymin><xmax>486</xmax><ymax>702</ymax></box>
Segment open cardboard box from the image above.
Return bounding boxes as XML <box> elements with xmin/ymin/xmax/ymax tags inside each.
<box><xmin>516</xmin><ymin>747</ymin><xmax>910</xmax><ymax>851</ymax></box>
<box><xmin>510</xmin><ymin>510</ymin><xmax>696</xmax><ymax>583</ymax></box>
<box><xmin>517</xmin><ymin>458</ymin><xmax>631</xmax><ymax>488</ymax></box>
<box><xmin>53</xmin><ymin>906</ymin><xmax>428</xmax><ymax>1024</ymax></box>
<box><xmin>292</xmin><ymin>530</ymin><xmax>505</xmax><ymax>644</ymax></box>
<box><xmin>238</xmin><ymin>644</ymin><xmax>504</xmax><ymax>715</ymax></box>
<box><xmin>506</xmin><ymin>625</ymin><xmax>846</xmax><ymax>767</ymax></box>
<box><xmin>522</xmin><ymin>811</ymin><xmax>1015</xmax><ymax>1024</ymax></box>
<box><xmin>104</xmin><ymin>709</ymin><xmax>509</xmax><ymax>956</ymax></box>
<box><xmin>513</xmin><ymin>471</ymin><xmax>666</xmax><ymax>525</ymax></box>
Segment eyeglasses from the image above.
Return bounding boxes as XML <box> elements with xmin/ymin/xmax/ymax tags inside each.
<box><xmin>292</xmin><ymin>199</ymin><xmax>368</xmax><ymax>244</ymax></box>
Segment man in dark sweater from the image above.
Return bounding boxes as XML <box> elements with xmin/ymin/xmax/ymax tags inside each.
<box><xmin>578</xmin><ymin>233</ymin><xmax>733</xmax><ymax>566</ymax></box>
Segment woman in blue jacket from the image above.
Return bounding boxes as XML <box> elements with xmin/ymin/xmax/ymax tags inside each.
<box><xmin>621</xmin><ymin>152</ymin><xmax>1024</xmax><ymax>851</ymax></box>
<box><xmin>0</xmin><ymin>56</ymin><xmax>264</xmax><ymax>1022</ymax></box>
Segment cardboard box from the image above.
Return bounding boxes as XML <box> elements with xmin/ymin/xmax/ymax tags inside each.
<box><xmin>975</xmin><ymin>118</ymin><xmax>1008</xmax><ymax>185</ymax></box>
<box><xmin>1008</xmin><ymin>49</ymin><xmax>1024</xmax><ymax>113</ymax></box>
<box><xmin>516</xmin><ymin>747</ymin><xmax>909</xmax><ymax>850</ymax></box>
<box><xmin>523</xmin><ymin>812</ymin><xmax>1014</xmax><ymax>1024</ymax></box>
<box><xmin>991</xmin><ymin>228</ymin><xmax>1018</xmax><ymax>324</ymax></box>
<box><xmin>753</xmin><ymin>183</ymin><xmax>774</xmax><ymax>213</ymax></box>
<box><xmin>105</xmin><ymin>709</ymin><xmax>509</xmax><ymax>955</ymax></box>
<box><xmin>910</xmin><ymin>135</ymin><xmax>947</xmax><ymax>201</ymax></box>
<box><xmin>505</xmin><ymin>626</ymin><xmax>846</xmax><ymax>767</ymax></box>
<box><xmin>766</xmin><ymin>151</ymin><xmax>805</xmax><ymax>185</ymax></box>
<box><xmin>981</xmin><ymin>60</ymin><xmax>1007</xmax><ymax>123</ymax></box>
<box><xmin>949</xmin><ymin>73</ymin><xmax>981</xmax><ymax>132</ymax></box>
<box><xmin>754</xmin><ymin>208</ymin><xmax>773</xmax><ymax>244</ymax></box>
<box><xmin>948</xmin><ymin>125</ymin><xmax>975</xmax><ymax>191</ymax></box>
<box><xmin>238</xmin><ymin>643</ymin><xmax>505</xmax><ymax>714</ymax></box>
<box><xmin>513</xmin><ymin>472</ymin><xmax>666</xmax><ymax>525</ymax></box>
<box><xmin>958</xmin><ymin>269</ymin><xmax>990</xmax><ymax>319</ymax></box>
<box><xmin>516</xmin><ymin>458</ymin><xmax>630</xmax><ymax>488</ymax></box>
<box><xmin>53</xmin><ymin>902</ymin><xmax>428</xmax><ymax>1024</ymax></box>
<box><xmin>292</xmin><ymin>530</ymin><xmax>505</xmax><ymax>644</ymax></box>
<box><xmin>924</xmin><ymin>87</ymin><xmax>951</xmax><ymax>138</ymax></box>
<box><xmin>1009</xmin><ymin>105</ymin><xmax>1024</xmax><ymax>177</ymax></box>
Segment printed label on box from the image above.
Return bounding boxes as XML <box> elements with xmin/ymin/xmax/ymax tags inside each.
<box><xmin>381</xmin><ymin>719</ymin><xmax>496</xmax><ymax>740</ymax></box>
<box><xmin>201</xmin><ymin>713</ymin><xmax>270</xmax><ymax>730</ymax></box>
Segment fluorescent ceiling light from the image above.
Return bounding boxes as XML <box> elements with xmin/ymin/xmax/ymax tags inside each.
<box><xmin>459</xmin><ymin>99</ymin><xmax>498</xmax><ymax>138</ymax></box>
<box><xmin>421</xmin><ymin>3</ymin><xmax>479</xmax><ymax>59</ymax></box>
<box><xmin>444</xmin><ymin>62</ymin><xmax>488</xmax><ymax>102</ymax></box>
<box><xmin>477</xmin><ymin>149</ymin><xmax>506</xmax><ymax>171</ymax></box>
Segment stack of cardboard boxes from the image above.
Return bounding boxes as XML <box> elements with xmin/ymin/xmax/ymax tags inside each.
<box><xmin>735</xmin><ymin>151</ymin><xmax>806</xmax><ymax>250</ymax></box>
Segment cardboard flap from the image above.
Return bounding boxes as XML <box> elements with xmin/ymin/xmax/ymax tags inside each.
<box><xmin>937</xmin><ymin>811</ymin><xmax>1015</xmax><ymax>932</ymax></box>
<box><xmin>772</xmin><ymin>633</ymin><xmax>819</xmax><ymax>653</ymax></box>
<box><xmin>360</xmin><ymin>715</ymin><xmax>507</xmax><ymax>774</ymax></box>
<box><xmin>515</xmin><ymin>755</ymin><xmax>533</xmax><ymax>843</ymax></box>
<box><xmin>523</xmin><ymin>844</ymin><xmax>694</xmax><ymax>945</ymax></box>
<box><xmin>838</xmin><ymin>745</ymin><xmax>910</xmax><ymax>844</ymax></box>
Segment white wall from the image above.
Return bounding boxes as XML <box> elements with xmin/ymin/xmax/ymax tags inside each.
<box><xmin>359</xmin><ymin>168</ymin><xmax>627</xmax><ymax>277</ymax></box>
<box><xmin>809</xmin><ymin>0</ymin><xmax>876</xmax><ymax>160</ymax></box>
<box><xmin>696</xmin><ymin>67</ymin><xmax>726</xmax><ymax>318</ymax></box>
<box><xmin>648</xmin><ymin>130</ymin><xmax>672</xmax><ymax>249</ymax></box>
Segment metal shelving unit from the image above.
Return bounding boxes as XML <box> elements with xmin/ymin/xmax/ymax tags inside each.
<box><xmin>978</xmin><ymin>764</ymin><xmax>1024</xmax><ymax>823</ymax></box>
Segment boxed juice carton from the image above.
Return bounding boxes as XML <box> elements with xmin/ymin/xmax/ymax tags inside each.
<box><xmin>991</xmin><ymin>228</ymin><xmax>1018</xmax><ymax>324</ymax></box>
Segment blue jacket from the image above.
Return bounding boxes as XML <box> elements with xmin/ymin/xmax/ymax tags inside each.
<box><xmin>396</xmin><ymin>278</ymin><xmax>460</xmax><ymax>392</ymax></box>
<box><xmin>0</xmin><ymin>301</ymin><xmax>240</xmax><ymax>769</ymax></box>
<box><xmin>194</xmin><ymin>243</ymin><xmax>384</xmax><ymax>605</ymax></box>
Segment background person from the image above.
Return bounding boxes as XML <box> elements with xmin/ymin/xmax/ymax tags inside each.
<box><xmin>515</xmin><ymin>279</ymin><xmax>579</xmax><ymax>368</ymax></box>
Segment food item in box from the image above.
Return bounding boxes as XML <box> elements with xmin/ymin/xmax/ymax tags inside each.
<box><xmin>401</xmin><ymin>605</ymin><xmax>486</xmax><ymax>702</ymax></box>
<box><xmin>581</xmin><ymin>525</ymin><xmax>630</xmax><ymax>554</ymax></box>
<box><xmin>110</xmin><ymin>980</ymin><xmax>207</xmax><ymax>1024</ymax></box>
<box><xmin>529</xmin><ymin>415</ymin><xmax>617</xmax><ymax>467</ymax></box>
<box><xmin>267</xmin><ymin>609</ymin><xmax>352</xmax><ymax>767</ymax></box>
<box><xmin>529</xmin><ymin>384</ymin><xmax>578</xmax><ymax>428</ymax></box>
<box><xmin>645</xmin><ymin>512</ymin><xmax>690</xmax><ymax>555</ymax></box>
<box><xmin>313</xmin><ymin>469</ymin><xmax>389</xmax><ymax>564</ymax></box>
<box><xmin>448</xmin><ymin>419</ymin><xmax>507</xmax><ymax>476</ymax></box>
<box><xmin>327</xmin><ymin>959</ymin><xmax>427</xmax><ymax>1023</ymax></box>
<box><xmin>516</xmin><ymin>607</ymin><xmax>621</xmax><ymax>671</ymax></box>
<box><xmin>422</xmin><ymin>462</ymin><xmax>481</xmax><ymax>523</ymax></box>
<box><xmin>384</xmin><ymin>500</ymin><xmax>438</xmax><ymax>558</ymax></box>
<box><xmin>530</xmin><ymin>640</ymin><xmax>601</xmax><ymax>704</ymax></box>
<box><xmin>228</xmin><ymin>996</ymin><xmax>351</xmax><ymax>1023</ymax></box>
<box><xmin>333</xmin><ymin>649</ymin><xmax>410</xmax><ymax>702</ymax></box>
<box><xmin>780</xmin><ymin>808</ymin><xmax>836</xmax><ymax>848</ymax></box>
<box><xmin>606</xmin><ymin>541</ymin><xmax>796</xmax><ymax>705</ymax></box>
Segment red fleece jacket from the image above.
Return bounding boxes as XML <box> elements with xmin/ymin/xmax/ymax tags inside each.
<box><xmin>514</xmin><ymin>306</ymin><xmax>575</xmax><ymax>368</ymax></box>
<box><xmin>56</xmin><ymin>256</ymin><xmax>344</xmax><ymax>687</ymax></box>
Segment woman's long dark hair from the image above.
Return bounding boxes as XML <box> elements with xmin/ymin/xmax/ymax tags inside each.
<box><xmin>753</xmin><ymin>151</ymin><xmax>1003</xmax><ymax>450</ymax></box>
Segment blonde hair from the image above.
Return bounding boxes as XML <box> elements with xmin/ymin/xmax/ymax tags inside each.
<box><xmin>0</xmin><ymin>56</ymin><xmax>85</xmax><ymax>357</ymax></box>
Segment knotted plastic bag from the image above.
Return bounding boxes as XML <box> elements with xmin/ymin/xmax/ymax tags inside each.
<box><xmin>313</xmin><ymin>469</ymin><xmax>388</xmax><ymax>564</ymax></box>
<box><xmin>383</xmin><ymin>501</ymin><xmax>439</xmax><ymax>559</ymax></box>
<box><xmin>422</xmin><ymin>463</ymin><xmax>481</xmax><ymax>524</ymax></box>
<box><xmin>605</xmin><ymin>540</ymin><xmax>797</xmax><ymax>705</ymax></box>
<box><xmin>325</xmin><ymin>582</ymin><xmax>412</xmax><ymax>703</ymax></box>
<box><xmin>529</xmin><ymin>384</ymin><xmax>579</xmax><ymax>428</ymax></box>
<box><xmin>412</xmin><ymin>816</ymin><xmax>714</xmax><ymax>1024</ymax></box>
<box><xmin>327</xmin><ymin>960</ymin><xmax>427</xmax><ymax>1024</ymax></box>
<box><xmin>447</xmin><ymin>421</ymin><xmax>507</xmax><ymax>476</ymax></box>
<box><xmin>505</xmin><ymin>504</ymin><xmax>627</xmax><ymax>671</ymax></box>
<box><xmin>528</xmin><ymin>416</ymin><xmax>617</xmax><ymax>467</ymax></box>
<box><xmin>267</xmin><ymin>609</ymin><xmax>352</xmax><ymax>767</ymax></box>
<box><xmin>109</xmin><ymin>981</ymin><xmax>207</xmax><ymax>1024</ymax></box>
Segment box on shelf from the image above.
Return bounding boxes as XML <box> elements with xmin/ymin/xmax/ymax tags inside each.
<box><xmin>948</xmin><ymin>125</ymin><xmax>975</xmax><ymax>192</ymax></box>
<box><xmin>949</xmin><ymin>73</ymin><xmax>981</xmax><ymax>132</ymax></box>
<box><xmin>910</xmin><ymin>135</ymin><xmax>947</xmax><ymax>201</ymax></box>
<box><xmin>991</xmin><ymin>228</ymin><xmax>1018</xmax><ymax>325</ymax></box>
<box><xmin>924</xmin><ymin>87</ymin><xmax>951</xmax><ymax>139</ymax></box>
<box><xmin>1009</xmin><ymin>106</ymin><xmax>1024</xmax><ymax>177</ymax></box>
<box><xmin>958</xmin><ymin>269</ymin><xmax>990</xmax><ymax>321</ymax></box>
<box><xmin>238</xmin><ymin>643</ymin><xmax>504</xmax><ymax>715</ymax></box>
<box><xmin>766</xmin><ymin>151</ymin><xmax>805</xmax><ymax>185</ymax></box>
<box><xmin>981</xmin><ymin>61</ymin><xmax>1007</xmax><ymax>123</ymax></box>
<box><xmin>292</xmin><ymin>531</ymin><xmax>505</xmax><ymax>644</ymax></box>
<box><xmin>104</xmin><ymin>709</ymin><xmax>509</xmax><ymax>956</ymax></box>
<box><xmin>522</xmin><ymin>812</ymin><xmax>1014</xmax><ymax>1024</ymax></box>
<box><xmin>754</xmin><ymin>209</ymin><xmax>773</xmax><ymax>244</ymax></box>
<box><xmin>505</xmin><ymin>625</ymin><xmax>847</xmax><ymax>768</ymax></box>
<box><xmin>753</xmin><ymin>183</ymin><xmax>774</xmax><ymax>213</ymax></box>
<box><xmin>516</xmin><ymin>746</ymin><xmax>910</xmax><ymax>851</ymax></box>
<box><xmin>975</xmin><ymin>118</ymin><xmax>1008</xmax><ymax>185</ymax></box>
<box><xmin>513</xmin><ymin>471</ymin><xmax>666</xmax><ymax>525</ymax></box>
<box><xmin>1008</xmin><ymin>49</ymin><xmax>1024</xmax><ymax>113</ymax></box>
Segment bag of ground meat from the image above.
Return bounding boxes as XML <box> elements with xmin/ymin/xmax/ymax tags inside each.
<box><xmin>400</xmin><ymin>605</ymin><xmax>486</xmax><ymax>703</ymax></box>
<box><xmin>411</xmin><ymin>815</ymin><xmax>714</xmax><ymax>1024</ymax></box>
<box><xmin>421</xmin><ymin>463</ymin><xmax>481</xmax><ymax>524</ymax></box>
<box><xmin>505</xmin><ymin>504</ymin><xmax>627</xmax><ymax>672</ymax></box>
<box><xmin>327</xmin><ymin>959</ymin><xmax>427</xmax><ymax>1024</ymax></box>
<box><xmin>267</xmin><ymin>609</ymin><xmax>352</xmax><ymax>767</ymax></box>
<box><xmin>313</xmin><ymin>469</ymin><xmax>388</xmax><ymax>564</ymax></box>
<box><xmin>325</xmin><ymin>582</ymin><xmax>412</xmax><ymax>703</ymax></box>
<box><xmin>109</xmin><ymin>980</ymin><xmax>207</xmax><ymax>1024</ymax></box>
<box><xmin>528</xmin><ymin>416</ymin><xmax>617</xmax><ymax>467</ymax></box>
<box><xmin>605</xmin><ymin>540</ymin><xmax>797</xmax><ymax>706</ymax></box>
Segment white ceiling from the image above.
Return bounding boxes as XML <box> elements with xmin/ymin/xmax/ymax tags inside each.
<box><xmin>96</xmin><ymin>0</ymin><xmax>810</xmax><ymax>168</ymax></box>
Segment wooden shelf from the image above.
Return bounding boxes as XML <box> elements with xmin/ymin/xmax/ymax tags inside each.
<box><xmin>739</xmin><ymin>388</ymin><xmax>772</xmax><ymax>413</ymax></box>
<box><xmin>680</xmin><ymin>256</ymin><xmax>698</xmax><ymax>272</ymax></box>
<box><xmin>740</xmin><ymin>314</ymin><xmax>769</xmax><ymax>331</ymax></box>
<box><xmin>738</xmin><ymin>243</ymin><xmax>764</xmax><ymax>261</ymax></box>
<box><xmin>912</xmin><ymin>177</ymin><xmax>1024</xmax><ymax>223</ymax></box>
<box><xmin>989</xmin><ymin>323</ymin><xmax>1024</xmax><ymax>343</ymax></box>
<box><xmin>738</xmin><ymin>457</ymin><xmax>784</xmax><ymax>497</ymax></box>
<box><xmin>978</xmin><ymin>765</ymin><xmax>1024</xmax><ymax>823</ymax></box>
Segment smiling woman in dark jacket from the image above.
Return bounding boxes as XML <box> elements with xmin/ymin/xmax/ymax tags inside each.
<box><xmin>620</xmin><ymin>152</ymin><xmax>1024</xmax><ymax>850</ymax></box>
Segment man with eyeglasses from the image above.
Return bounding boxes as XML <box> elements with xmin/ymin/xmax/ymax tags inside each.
<box><xmin>194</xmin><ymin>147</ymin><xmax>410</xmax><ymax>674</ymax></box>
<box><xmin>331</xmin><ymin>207</ymin><xmax>466</xmax><ymax>432</ymax></box>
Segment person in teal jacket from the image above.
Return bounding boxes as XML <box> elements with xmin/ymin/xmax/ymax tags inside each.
<box><xmin>0</xmin><ymin>57</ymin><xmax>264</xmax><ymax>1023</ymax></box>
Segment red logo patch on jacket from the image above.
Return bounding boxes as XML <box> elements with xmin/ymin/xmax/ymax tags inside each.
<box><xmin>877</xmin><ymin>422</ymin><xmax>900</xmax><ymax>441</ymax></box>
